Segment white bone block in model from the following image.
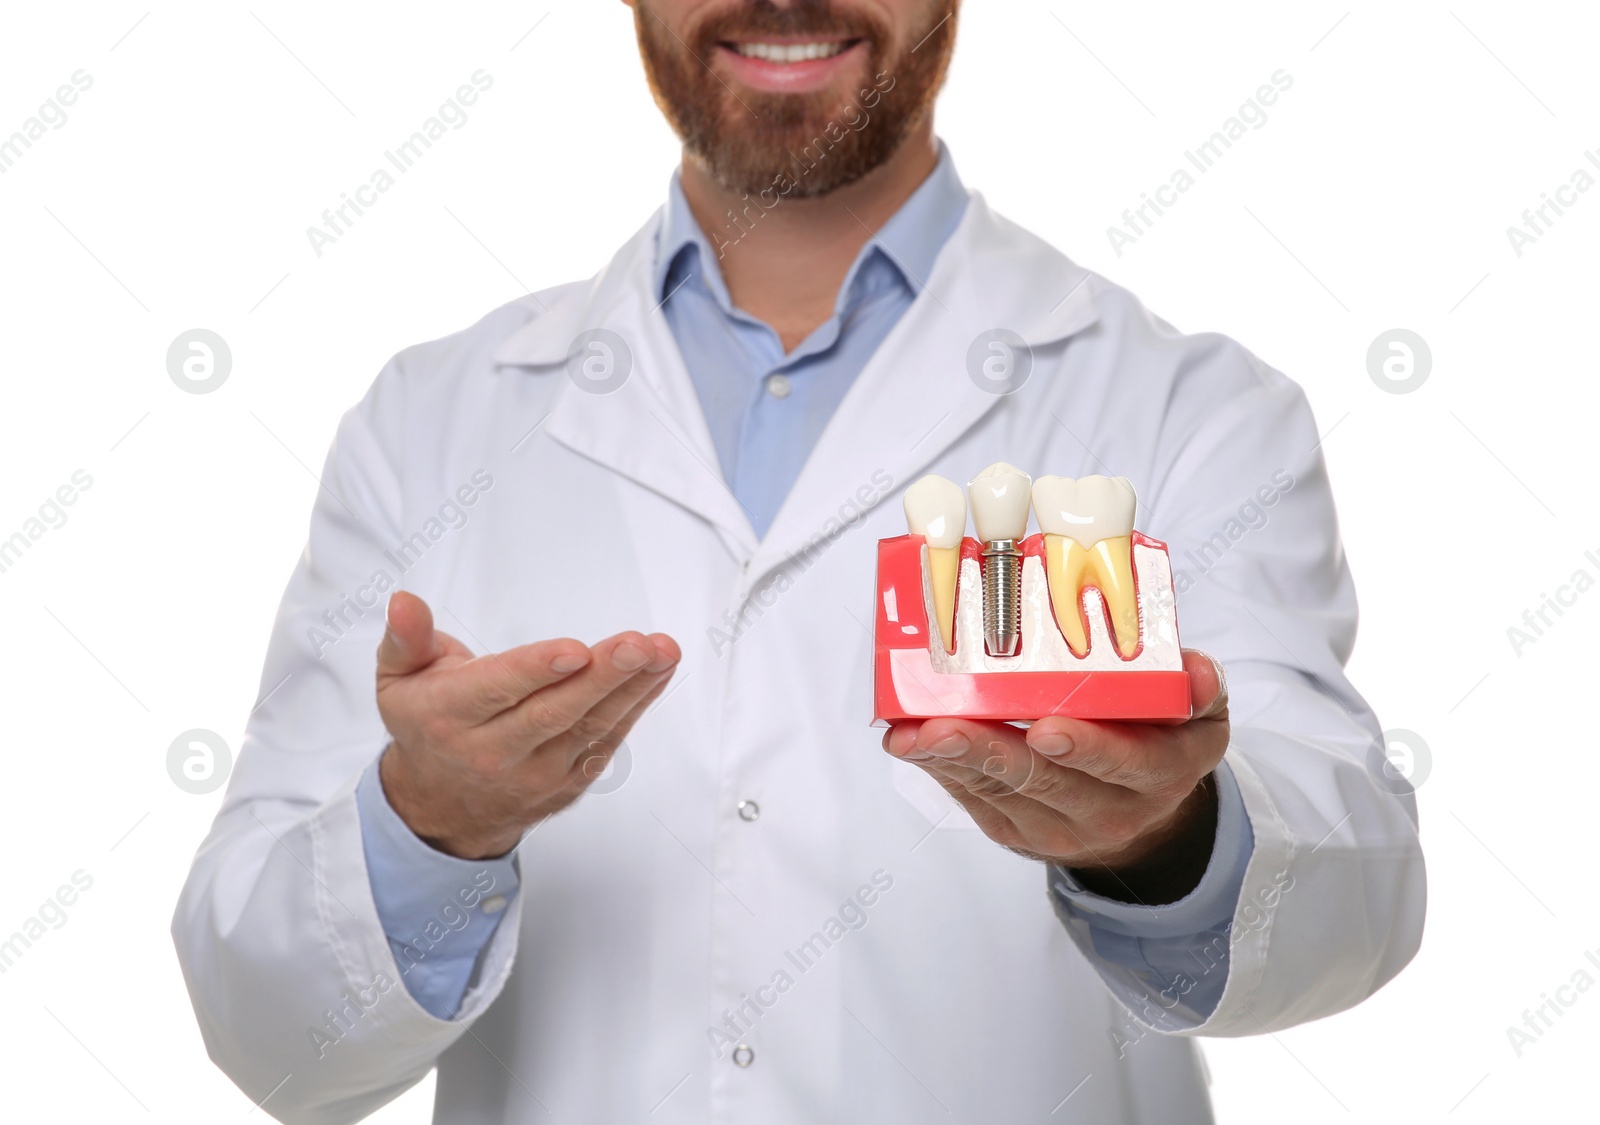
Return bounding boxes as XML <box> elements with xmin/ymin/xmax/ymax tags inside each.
<box><xmin>924</xmin><ymin>543</ymin><xmax>1181</xmax><ymax>674</ymax></box>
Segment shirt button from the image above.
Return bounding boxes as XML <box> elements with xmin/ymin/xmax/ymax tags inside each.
<box><xmin>765</xmin><ymin>373</ymin><xmax>792</xmax><ymax>399</ymax></box>
<box><xmin>737</xmin><ymin>800</ymin><xmax>760</xmax><ymax>822</ymax></box>
<box><xmin>732</xmin><ymin>1044</ymin><xmax>755</xmax><ymax>1068</ymax></box>
<box><xmin>481</xmin><ymin>895</ymin><xmax>508</xmax><ymax>915</ymax></box>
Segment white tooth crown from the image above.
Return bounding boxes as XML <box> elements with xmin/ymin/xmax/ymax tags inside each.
<box><xmin>967</xmin><ymin>462</ymin><xmax>1033</xmax><ymax>543</ymax></box>
<box><xmin>1032</xmin><ymin>475</ymin><xmax>1136</xmax><ymax>548</ymax></box>
<box><xmin>734</xmin><ymin>41</ymin><xmax>846</xmax><ymax>62</ymax></box>
<box><xmin>903</xmin><ymin>475</ymin><xmax>966</xmax><ymax>548</ymax></box>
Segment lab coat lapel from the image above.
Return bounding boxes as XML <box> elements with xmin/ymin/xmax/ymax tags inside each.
<box><xmin>493</xmin><ymin>213</ymin><xmax>760</xmax><ymax>562</ymax></box>
<box><xmin>742</xmin><ymin>193</ymin><xmax>1103</xmax><ymax>597</ymax></box>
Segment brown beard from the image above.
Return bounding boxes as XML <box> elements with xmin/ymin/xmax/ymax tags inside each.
<box><xmin>634</xmin><ymin>0</ymin><xmax>957</xmax><ymax>198</ymax></box>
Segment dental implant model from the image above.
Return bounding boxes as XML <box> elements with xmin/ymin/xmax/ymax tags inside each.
<box><xmin>872</xmin><ymin>462</ymin><xmax>1190</xmax><ymax>723</ymax></box>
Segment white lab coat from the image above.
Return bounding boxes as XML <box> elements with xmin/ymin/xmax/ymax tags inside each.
<box><xmin>173</xmin><ymin>192</ymin><xmax>1424</xmax><ymax>1124</ymax></box>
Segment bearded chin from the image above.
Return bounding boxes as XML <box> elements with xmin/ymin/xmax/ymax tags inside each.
<box><xmin>686</xmin><ymin>93</ymin><xmax>903</xmax><ymax>199</ymax></box>
<box><xmin>636</xmin><ymin>6</ymin><xmax>953</xmax><ymax>199</ymax></box>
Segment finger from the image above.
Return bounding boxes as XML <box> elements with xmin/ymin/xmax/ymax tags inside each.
<box><xmin>1140</xmin><ymin>649</ymin><xmax>1229</xmax><ymax>728</ymax></box>
<box><xmin>1024</xmin><ymin>711</ymin><xmax>1223</xmax><ymax>798</ymax></box>
<box><xmin>882</xmin><ymin>721</ymin><xmax>927</xmax><ymax>759</ymax></box>
<box><xmin>914</xmin><ymin>750</ymin><xmax>1140</xmax><ymax>863</ymax></box>
<box><xmin>545</xmin><ymin>659</ymin><xmax>679</xmax><ymax>769</ymax></box>
<box><xmin>903</xmin><ymin>719</ymin><xmax>1073</xmax><ymax>804</ymax></box>
<box><xmin>912</xmin><ymin>717</ymin><xmax>1029</xmax><ymax>762</ymax></box>
<box><xmin>643</xmin><ymin>632</ymin><xmax>682</xmax><ymax>674</ymax></box>
<box><xmin>499</xmin><ymin>631</ymin><xmax>677</xmax><ymax>744</ymax></box>
<box><xmin>918</xmin><ymin>767</ymin><xmax>1027</xmax><ymax>838</ymax></box>
<box><xmin>561</xmin><ymin>671</ymin><xmax>675</xmax><ymax>789</ymax></box>
<box><xmin>1183</xmin><ymin>649</ymin><xmax>1229</xmax><ymax>720</ymax></box>
<box><xmin>448</xmin><ymin>638</ymin><xmax>596</xmax><ymax>720</ymax></box>
<box><xmin>910</xmin><ymin>722</ymin><xmax>1126</xmax><ymax>821</ymax></box>
<box><xmin>378</xmin><ymin>590</ymin><xmax>449</xmax><ymax>678</ymax></box>
<box><xmin>888</xmin><ymin>719</ymin><xmax>1047</xmax><ymax>797</ymax></box>
<box><xmin>1024</xmin><ymin>650</ymin><xmax>1230</xmax><ymax>791</ymax></box>
<box><xmin>881</xmin><ymin>717</ymin><xmax>1031</xmax><ymax>784</ymax></box>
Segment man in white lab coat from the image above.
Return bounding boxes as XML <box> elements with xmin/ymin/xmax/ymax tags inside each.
<box><xmin>173</xmin><ymin>2</ymin><xmax>1425</xmax><ymax>1122</ymax></box>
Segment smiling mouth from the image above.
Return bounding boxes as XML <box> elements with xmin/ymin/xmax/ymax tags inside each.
<box><xmin>720</xmin><ymin>38</ymin><xmax>864</xmax><ymax>64</ymax></box>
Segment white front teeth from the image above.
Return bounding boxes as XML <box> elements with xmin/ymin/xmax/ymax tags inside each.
<box><xmin>1032</xmin><ymin>475</ymin><xmax>1141</xmax><ymax>659</ymax></box>
<box><xmin>1031</xmin><ymin>475</ymin><xmax>1136</xmax><ymax>546</ymax></box>
<box><xmin>733</xmin><ymin>41</ymin><xmax>847</xmax><ymax>63</ymax></box>
<box><xmin>904</xmin><ymin>475</ymin><xmax>966</xmax><ymax>653</ymax></box>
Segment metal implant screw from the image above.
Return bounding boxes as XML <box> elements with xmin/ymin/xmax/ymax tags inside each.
<box><xmin>981</xmin><ymin>538</ymin><xmax>1022</xmax><ymax>657</ymax></box>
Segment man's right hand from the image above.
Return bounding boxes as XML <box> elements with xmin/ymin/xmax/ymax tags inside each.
<box><xmin>374</xmin><ymin>589</ymin><xmax>681</xmax><ymax>859</ymax></box>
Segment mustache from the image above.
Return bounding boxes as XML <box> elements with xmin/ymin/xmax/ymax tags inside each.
<box><xmin>693</xmin><ymin>0</ymin><xmax>885</xmax><ymax>47</ymax></box>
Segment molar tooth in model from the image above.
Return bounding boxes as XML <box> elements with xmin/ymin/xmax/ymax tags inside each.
<box><xmin>967</xmin><ymin>462</ymin><xmax>1033</xmax><ymax>657</ymax></box>
<box><xmin>902</xmin><ymin>475</ymin><xmax>966</xmax><ymax>653</ymax></box>
<box><xmin>1032</xmin><ymin>475</ymin><xmax>1140</xmax><ymax>658</ymax></box>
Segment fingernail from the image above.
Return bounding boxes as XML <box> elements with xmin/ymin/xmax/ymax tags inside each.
<box><xmin>612</xmin><ymin>643</ymin><xmax>649</xmax><ymax>671</ymax></box>
<box><xmin>551</xmin><ymin>653</ymin><xmax>589</xmax><ymax>674</ymax></box>
<box><xmin>1032</xmin><ymin>733</ymin><xmax>1072</xmax><ymax>758</ymax></box>
<box><xmin>923</xmin><ymin>733</ymin><xmax>969</xmax><ymax>758</ymax></box>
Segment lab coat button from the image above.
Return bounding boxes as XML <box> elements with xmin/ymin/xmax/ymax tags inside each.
<box><xmin>765</xmin><ymin>373</ymin><xmax>792</xmax><ymax>399</ymax></box>
<box><xmin>481</xmin><ymin>895</ymin><xmax>508</xmax><ymax>915</ymax></box>
<box><xmin>732</xmin><ymin>1044</ymin><xmax>755</xmax><ymax>1067</ymax></box>
<box><xmin>737</xmin><ymin>800</ymin><xmax>760</xmax><ymax>822</ymax></box>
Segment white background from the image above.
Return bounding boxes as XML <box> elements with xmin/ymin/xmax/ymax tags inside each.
<box><xmin>0</xmin><ymin>1</ymin><xmax>1595</xmax><ymax>1121</ymax></box>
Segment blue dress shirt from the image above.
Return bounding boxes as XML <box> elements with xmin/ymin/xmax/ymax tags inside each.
<box><xmin>356</xmin><ymin>143</ymin><xmax>1255</xmax><ymax>1022</ymax></box>
<box><xmin>654</xmin><ymin>143</ymin><xmax>969</xmax><ymax>537</ymax></box>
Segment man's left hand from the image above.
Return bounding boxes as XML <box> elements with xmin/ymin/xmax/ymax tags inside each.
<box><xmin>882</xmin><ymin>649</ymin><xmax>1229</xmax><ymax>905</ymax></box>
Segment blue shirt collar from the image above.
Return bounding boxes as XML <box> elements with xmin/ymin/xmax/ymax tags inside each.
<box><xmin>653</xmin><ymin>140</ymin><xmax>969</xmax><ymax>318</ymax></box>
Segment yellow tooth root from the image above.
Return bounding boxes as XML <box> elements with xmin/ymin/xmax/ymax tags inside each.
<box><xmin>926</xmin><ymin>544</ymin><xmax>960</xmax><ymax>653</ymax></box>
<box><xmin>1042</xmin><ymin>535</ymin><xmax>1140</xmax><ymax>659</ymax></box>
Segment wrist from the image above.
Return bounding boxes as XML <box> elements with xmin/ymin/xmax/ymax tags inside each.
<box><xmin>1066</xmin><ymin>773</ymin><xmax>1219</xmax><ymax>905</ymax></box>
<box><xmin>378</xmin><ymin>743</ymin><xmax>521</xmax><ymax>860</ymax></box>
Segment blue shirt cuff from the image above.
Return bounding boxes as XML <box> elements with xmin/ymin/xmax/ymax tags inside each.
<box><xmin>1050</xmin><ymin>757</ymin><xmax>1253</xmax><ymax>937</ymax></box>
<box><xmin>355</xmin><ymin>755</ymin><xmax>520</xmax><ymax>1019</ymax></box>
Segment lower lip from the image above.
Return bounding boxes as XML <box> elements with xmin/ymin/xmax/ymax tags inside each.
<box><xmin>715</xmin><ymin>41</ymin><xmax>866</xmax><ymax>94</ymax></box>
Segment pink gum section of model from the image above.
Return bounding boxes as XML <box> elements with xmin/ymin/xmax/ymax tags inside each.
<box><xmin>872</xmin><ymin>532</ymin><xmax>1191</xmax><ymax>724</ymax></box>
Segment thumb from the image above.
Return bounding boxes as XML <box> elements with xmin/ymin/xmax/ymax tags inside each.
<box><xmin>1182</xmin><ymin>648</ymin><xmax>1229</xmax><ymax>720</ymax></box>
<box><xmin>378</xmin><ymin>590</ymin><xmax>442</xmax><ymax>677</ymax></box>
